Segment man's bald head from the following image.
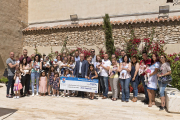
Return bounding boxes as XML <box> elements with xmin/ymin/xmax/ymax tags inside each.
<box><xmin>10</xmin><ymin>52</ymin><xmax>14</xmax><ymax>59</ymax></box>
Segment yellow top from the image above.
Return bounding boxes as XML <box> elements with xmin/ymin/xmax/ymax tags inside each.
<box><xmin>109</xmin><ymin>64</ymin><xmax>119</xmax><ymax>78</ymax></box>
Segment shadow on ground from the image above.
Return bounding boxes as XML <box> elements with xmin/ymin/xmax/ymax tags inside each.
<box><xmin>0</xmin><ymin>107</ymin><xmax>17</xmax><ymax>119</ymax></box>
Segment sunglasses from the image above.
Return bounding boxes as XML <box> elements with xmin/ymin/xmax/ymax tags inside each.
<box><xmin>160</xmin><ymin>57</ymin><xmax>164</xmax><ymax>59</ymax></box>
<box><xmin>91</xmin><ymin>51</ymin><xmax>95</xmax><ymax>53</ymax></box>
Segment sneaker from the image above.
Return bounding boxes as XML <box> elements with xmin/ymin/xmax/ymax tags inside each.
<box><xmin>36</xmin><ymin>93</ymin><xmax>39</xmax><ymax>96</ymax></box>
<box><xmin>17</xmin><ymin>96</ymin><xmax>19</xmax><ymax>99</ymax></box>
<box><xmin>68</xmin><ymin>96</ymin><xmax>69</xmax><ymax>98</ymax></box>
<box><xmin>63</xmin><ymin>96</ymin><xmax>65</xmax><ymax>98</ymax></box>
<box><xmin>57</xmin><ymin>95</ymin><xmax>59</xmax><ymax>98</ymax></box>
<box><xmin>14</xmin><ymin>96</ymin><xmax>17</xmax><ymax>99</ymax></box>
<box><xmin>53</xmin><ymin>94</ymin><xmax>55</xmax><ymax>97</ymax></box>
<box><xmin>32</xmin><ymin>93</ymin><xmax>34</xmax><ymax>97</ymax></box>
<box><xmin>159</xmin><ymin>106</ymin><xmax>165</xmax><ymax>111</ymax></box>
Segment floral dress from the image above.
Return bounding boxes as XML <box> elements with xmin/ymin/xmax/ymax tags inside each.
<box><xmin>49</xmin><ymin>72</ymin><xmax>54</xmax><ymax>86</ymax></box>
<box><xmin>53</xmin><ymin>77</ymin><xmax>60</xmax><ymax>90</ymax></box>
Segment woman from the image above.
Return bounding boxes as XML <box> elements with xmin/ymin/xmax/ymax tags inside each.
<box><xmin>157</xmin><ymin>55</ymin><xmax>171</xmax><ymax>110</ymax></box>
<box><xmin>130</xmin><ymin>56</ymin><xmax>139</xmax><ymax>102</ymax></box>
<box><xmin>20</xmin><ymin>57</ymin><xmax>31</xmax><ymax>96</ymax></box>
<box><xmin>118</xmin><ymin>55</ymin><xmax>131</xmax><ymax>102</ymax></box>
<box><xmin>55</xmin><ymin>55</ymin><xmax>62</xmax><ymax>73</ymax></box>
<box><xmin>31</xmin><ymin>54</ymin><xmax>42</xmax><ymax>96</ymax></box>
<box><xmin>146</xmin><ymin>53</ymin><xmax>160</xmax><ymax>107</ymax></box>
<box><xmin>109</xmin><ymin>58</ymin><xmax>119</xmax><ymax>101</ymax></box>
<box><xmin>95</xmin><ymin>55</ymin><xmax>103</xmax><ymax>96</ymax></box>
<box><xmin>71</xmin><ymin>56</ymin><xmax>75</xmax><ymax>64</ymax></box>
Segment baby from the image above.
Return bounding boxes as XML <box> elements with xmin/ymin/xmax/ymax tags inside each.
<box><xmin>139</xmin><ymin>61</ymin><xmax>146</xmax><ymax>76</ymax></box>
<box><xmin>109</xmin><ymin>64</ymin><xmax>118</xmax><ymax>77</ymax></box>
<box><xmin>69</xmin><ymin>61</ymin><xmax>75</xmax><ymax>74</ymax></box>
<box><xmin>144</xmin><ymin>64</ymin><xmax>151</xmax><ymax>84</ymax></box>
<box><xmin>120</xmin><ymin>63</ymin><xmax>128</xmax><ymax>79</ymax></box>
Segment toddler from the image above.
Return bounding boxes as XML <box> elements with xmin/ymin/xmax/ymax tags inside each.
<box><xmin>139</xmin><ymin>61</ymin><xmax>146</xmax><ymax>76</ymax></box>
<box><xmin>120</xmin><ymin>63</ymin><xmax>128</xmax><ymax>79</ymax></box>
<box><xmin>97</xmin><ymin>59</ymin><xmax>102</xmax><ymax>74</ymax></box>
<box><xmin>53</xmin><ymin>72</ymin><xmax>60</xmax><ymax>97</ymax></box>
<box><xmin>109</xmin><ymin>64</ymin><xmax>118</xmax><ymax>77</ymax></box>
<box><xmin>144</xmin><ymin>64</ymin><xmax>151</xmax><ymax>84</ymax></box>
<box><xmin>39</xmin><ymin>71</ymin><xmax>47</xmax><ymax>96</ymax></box>
<box><xmin>62</xmin><ymin>69</ymin><xmax>71</xmax><ymax>98</ymax></box>
<box><xmin>13</xmin><ymin>71</ymin><xmax>22</xmax><ymax>99</ymax></box>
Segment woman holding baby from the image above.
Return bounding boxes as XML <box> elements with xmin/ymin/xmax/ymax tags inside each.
<box><xmin>118</xmin><ymin>55</ymin><xmax>131</xmax><ymax>102</ymax></box>
<box><xmin>109</xmin><ymin>58</ymin><xmax>119</xmax><ymax>101</ymax></box>
<box><xmin>146</xmin><ymin>53</ymin><xmax>160</xmax><ymax>107</ymax></box>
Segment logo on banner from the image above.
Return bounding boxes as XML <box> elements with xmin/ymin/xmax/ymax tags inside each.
<box><xmin>62</xmin><ymin>78</ymin><xmax>66</xmax><ymax>83</ymax></box>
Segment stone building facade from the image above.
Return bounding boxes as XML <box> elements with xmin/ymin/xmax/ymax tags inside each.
<box><xmin>23</xmin><ymin>16</ymin><xmax>180</xmax><ymax>56</ymax></box>
<box><xmin>0</xmin><ymin>0</ymin><xmax>28</xmax><ymax>77</ymax></box>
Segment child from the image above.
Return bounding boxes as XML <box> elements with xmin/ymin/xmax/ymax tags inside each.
<box><xmin>48</xmin><ymin>66</ymin><xmax>55</xmax><ymax>96</ymax></box>
<box><xmin>69</xmin><ymin>61</ymin><xmax>75</xmax><ymax>75</ymax></box>
<box><xmin>62</xmin><ymin>69</ymin><xmax>71</xmax><ymax>98</ymax></box>
<box><xmin>15</xmin><ymin>56</ymin><xmax>20</xmax><ymax>73</ymax></box>
<box><xmin>53</xmin><ymin>72</ymin><xmax>60</xmax><ymax>97</ymax></box>
<box><xmin>60</xmin><ymin>59</ymin><xmax>68</xmax><ymax>75</ymax></box>
<box><xmin>39</xmin><ymin>70</ymin><xmax>47</xmax><ymax>96</ymax></box>
<box><xmin>139</xmin><ymin>61</ymin><xmax>146</xmax><ymax>75</ymax></box>
<box><xmin>144</xmin><ymin>64</ymin><xmax>151</xmax><ymax>84</ymax></box>
<box><xmin>120</xmin><ymin>63</ymin><xmax>128</xmax><ymax>79</ymax></box>
<box><xmin>13</xmin><ymin>71</ymin><xmax>22</xmax><ymax>99</ymax></box>
<box><xmin>87</xmin><ymin>64</ymin><xmax>98</xmax><ymax>100</ymax></box>
<box><xmin>97</xmin><ymin>59</ymin><xmax>102</xmax><ymax>74</ymax></box>
<box><xmin>109</xmin><ymin>64</ymin><xmax>118</xmax><ymax>77</ymax></box>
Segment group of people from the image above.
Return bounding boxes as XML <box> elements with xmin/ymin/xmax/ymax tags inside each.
<box><xmin>6</xmin><ymin>48</ymin><xmax>172</xmax><ymax>111</ymax></box>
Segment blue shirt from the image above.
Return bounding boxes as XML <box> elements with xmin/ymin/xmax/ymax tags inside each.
<box><xmin>75</xmin><ymin>56</ymin><xmax>80</xmax><ymax>62</ymax></box>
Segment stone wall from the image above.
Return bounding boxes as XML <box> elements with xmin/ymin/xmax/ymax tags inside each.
<box><xmin>23</xmin><ymin>21</ymin><xmax>180</xmax><ymax>49</ymax></box>
<box><xmin>0</xmin><ymin>0</ymin><xmax>28</xmax><ymax>77</ymax></box>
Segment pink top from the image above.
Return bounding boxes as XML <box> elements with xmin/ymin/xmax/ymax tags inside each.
<box><xmin>119</xmin><ymin>63</ymin><xmax>131</xmax><ymax>79</ymax></box>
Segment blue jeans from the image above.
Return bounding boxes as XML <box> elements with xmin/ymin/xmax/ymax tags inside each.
<box><xmin>140</xmin><ymin>76</ymin><xmax>149</xmax><ymax>101</ymax></box>
<box><xmin>120</xmin><ymin>77</ymin><xmax>131</xmax><ymax>101</ymax></box>
<box><xmin>100</xmin><ymin>76</ymin><xmax>109</xmax><ymax>97</ymax></box>
<box><xmin>158</xmin><ymin>80</ymin><xmax>168</xmax><ymax>97</ymax></box>
<box><xmin>131</xmin><ymin>81</ymin><xmax>138</xmax><ymax>97</ymax></box>
<box><xmin>7</xmin><ymin>76</ymin><xmax>14</xmax><ymax>95</ymax></box>
<box><xmin>31</xmin><ymin>72</ymin><xmax>40</xmax><ymax>93</ymax></box>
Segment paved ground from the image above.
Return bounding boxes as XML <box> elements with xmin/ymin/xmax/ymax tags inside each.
<box><xmin>0</xmin><ymin>83</ymin><xmax>179</xmax><ymax>120</ymax></box>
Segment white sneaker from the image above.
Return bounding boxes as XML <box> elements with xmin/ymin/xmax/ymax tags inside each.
<box><xmin>36</xmin><ymin>93</ymin><xmax>39</xmax><ymax>96</ymax></box>
<box><xmin>14</xmin><ymin>96</ymin><xmax>17</xmax><ymax>99</ymax></box>
<box><xmin>17</xmin><ymin>96</ymin><xmax>19</xmax><ymax>99</ymax></box>
<box><xmin>32</xmin><ymin>93</ymin><xmax>34</xmax><ymax>97</ymax></box>
<box><xmin>53</xmin><ymin>94</ymin><xmax>55</xmax><ymax>97</ymax></box>
<box><xmin>63</xmin><ymin>96</ymin><xmax>65</xmax><ymax>98</ymax></box>
<box><xmin>57</xmin><ymin>95</ymin><xmax>59</xmax><ymax>98</ymax></box>
<box><xmin>68</xmin><ymin>96</ymin><xmax>69</xmax><ymax>98</ymax></box>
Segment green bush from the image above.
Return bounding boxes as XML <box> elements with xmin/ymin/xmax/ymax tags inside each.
<box><xmin>0</xmin><ymin>77</ymin><xmax>8</xmax><ymax>83</ymax></box>
<box><xmin>167</xmin><ymin>53</ymin><xmax>180</xmax><ymax>90</ymax></box>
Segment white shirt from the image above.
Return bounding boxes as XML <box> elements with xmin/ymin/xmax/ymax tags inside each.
<box><xmin>100</xmin><ymin>59</ymin><xmax>111</xmax><ymax>77</ymax></box>
<box><xmin>79</xmin><ymin>61</ymin><xmax>82</xmax><ymax>74</ymax></box>
<box><xmin>91</xmin><ymin>55</ymin><xmax>96</xmax><ymax>63</ymax></box>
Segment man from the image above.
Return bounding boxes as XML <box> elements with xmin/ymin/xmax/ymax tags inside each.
<box><xmin>73</xmin><ymin>53</ymin><xmax>89</xmax><ymax>98</ymax></box>
<box><xmin>98</xmin><ymin>54</ymin><xmax>111</xmax><ymax>99</ymax></box>
<box><xmin>118</xmin><ymin>50</ymin><xmax>130</xmax><ymax>63</ymax></box>
<box><xmin>91</xmin><ymin>49</ymin><xmax>96</xmax><ymax>64</ymax></box>
<box><xmin>6</xmin><ymin>52</ymin><xmax>19</xmax><ymax>98</ymax></box>
<box><xmin>19</xmin><ymin>49</ymin><xmax>32</xmax><ymax>64</ymax></box>
<box><xmin>74</xmin><ymin>50</ymin><xmax>80</xmax><ymax>62</ymax></box>
<box><xmin>43</xmin><ymin>54</ymin><xmax>46</xmax><ymax>61</ymax></box>
<box><xmin>140</xmin><ymin>51</ymin><xmax>151</xmax><ymax>104</ymax></box>
<box><xmin>111</xmin><ymin>54</ymin><xmax>116</xmax><ymax>59</ymax></box>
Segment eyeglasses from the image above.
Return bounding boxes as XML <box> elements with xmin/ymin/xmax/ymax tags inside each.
<box><xmin>91</xmin><ymin>51</ymin><xmax>95</xmax><ymax>53</ymax></box>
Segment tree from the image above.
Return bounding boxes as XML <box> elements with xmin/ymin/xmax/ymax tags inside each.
<box><xmin>103</xmin><ymin>14</ymin><xmax>115</xmax><ymax>58</ymax></box>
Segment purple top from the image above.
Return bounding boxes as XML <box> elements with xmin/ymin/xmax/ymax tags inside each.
<box><xmin>19</xmin><ymin>55</ymin><xmax>32</xmax><ymax>64</ymax></box>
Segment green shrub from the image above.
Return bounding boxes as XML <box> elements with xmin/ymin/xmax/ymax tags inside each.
<box><xmin>0</xmin><ymin>77</ymin><xmax>8</xmax><ymax>83</ymax></box>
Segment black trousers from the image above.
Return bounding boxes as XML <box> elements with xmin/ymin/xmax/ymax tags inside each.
<box><xmin>21</xmin><ymin>74</ymin><xmax>30</xmax><ymax>95</ymax></box>
<box><xmin>7</xmin><ymin>76</ymin><xmax>14</xmax><ymax>95</ymax></box>
<box><xmin>77</xmin><ymin>75</ymin><xmax>84</xmax><ymax>97</ymax></box>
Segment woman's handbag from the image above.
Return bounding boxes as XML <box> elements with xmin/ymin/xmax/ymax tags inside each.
<box><xmin>159</xmin><ymin>75</ymin><xmax>172</xmax><ymax>84</ymax></box>
<box><xmin>3</xmin><ymin>68</ymin><xmax>8</xmax><ymax>77</ymax></box>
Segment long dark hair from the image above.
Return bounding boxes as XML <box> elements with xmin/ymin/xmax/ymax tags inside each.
<box><xmin>87</xmin><ymin>64</ymin><xmax>95</xmax><ymax>76</ymax></box>
<box><xmin>40</xmin><ymin>70</ymin><xmax>46</xmax><ymax>77</ymax></box>
<box><xmin>21</xmin><ymin>57</ymin><xmax>27</xmax><ymax>66</ymax></box>
<box><xmin>64</xmin><ymin>69</ymin><xmax>71</xmax><ymax>76</ymax></box>
<box><xmin>131</xmin><ymin>55</ymin><xmax>139</xmax><ymax>66</ymax></box>
<box><xmin>151</xmin><ymin>53</ymin><xmax>159</xmax><ymax>65</ymax></box>
<box><xmin>122</xmin><ymin>55</ymin><xmax>130</xmax><ymax>63</ymax></box>
<box><xmin>48</xmin><ymin>66</ymin><xmax>55</xmax><ymax>75</ymax></box>
<box><xmin>34</xmin><ymin>54</ymin><xmax>41</xmax><ymax>62</ymax></box>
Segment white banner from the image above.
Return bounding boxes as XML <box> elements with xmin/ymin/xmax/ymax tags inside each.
<box><xmin>60</xmin><ymin>77</ymin><xmax>98</xmax><ymax>93</ymax></box>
